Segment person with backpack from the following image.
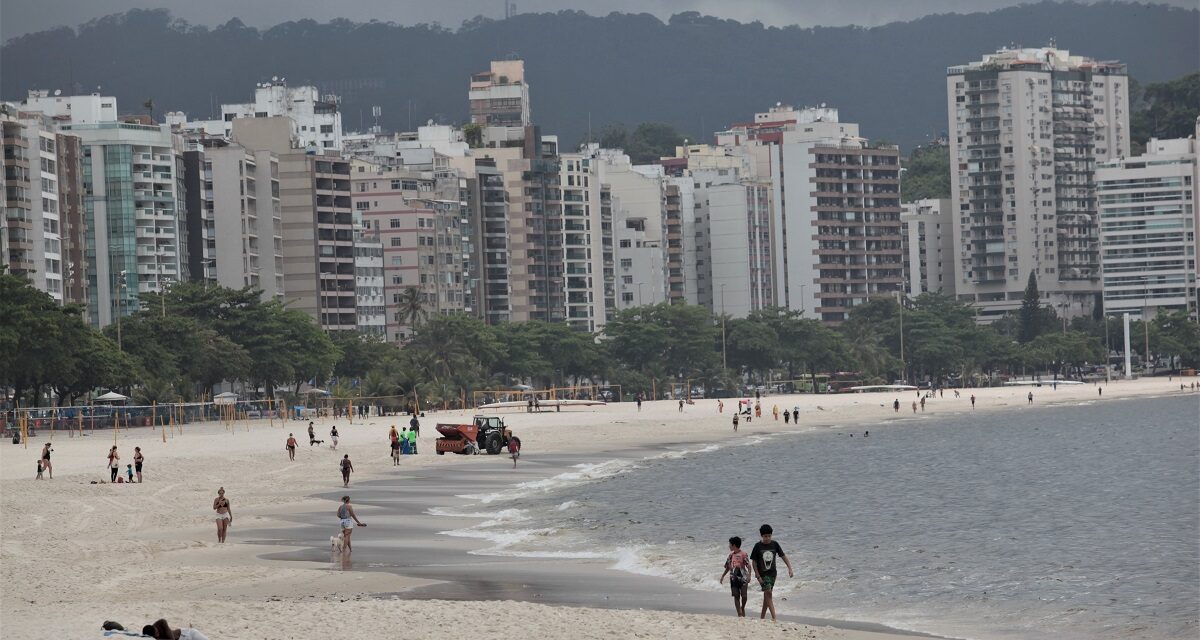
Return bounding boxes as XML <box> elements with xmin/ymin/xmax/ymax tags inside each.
<box><xmin>719</xmin><ymin>536</ymin><xmax>752</xmax><ymax>617</ymax></box>
<box><xmin>508</xmin><ymin>435</ymin><xmax>522</xmax><ymax>468</ymax></box>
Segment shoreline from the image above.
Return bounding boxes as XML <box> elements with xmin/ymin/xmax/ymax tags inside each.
<box><xmin>1</xmin><ymin>377</ymin><xmax>1194</xmax><ymax>639</ymax></box>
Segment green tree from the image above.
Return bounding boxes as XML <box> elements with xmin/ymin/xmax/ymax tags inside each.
<box><xmin>900</xmin><ymin>144</ymin><xmax>950</xmax><ymax>202</ymax></box>
<box><xmin>1130</xmin><ymin>73</ymin><xmax>1200</xmax><ymax>154</ymax></box>
<box><xmin>1017</xmin><ymin>272</ymin><xmax>1057</xmax><ymax>343</ymax></box>
<box><xmin>726</xmin><ymin>318</ymin><xmax>779</xmax><ymax>381</ymax></box>
<box><xmin>397</xmin><ymin>287</ymin><xmax>426</xmax><ymax>330</ymax></box>
<box><xmin>597</xmin><ymin>122</ymin><xmax>688</xmax><ymax>164</ymax></box>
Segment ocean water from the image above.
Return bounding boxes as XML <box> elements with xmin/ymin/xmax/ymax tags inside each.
<box><xmin>437</xmin><ymin>395</ymin><xmax>1199</xmax><ymax>640</ymax></box>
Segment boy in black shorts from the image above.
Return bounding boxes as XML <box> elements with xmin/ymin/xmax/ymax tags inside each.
<box><xmin>719</xmin><ymin>536</ymin><xmax>751</xmax><ymax>617</ymax></box>
<box><xmin>750</xmin><ymin>523</ymin><xmax>794</xmax><ymax>621</ymax></box>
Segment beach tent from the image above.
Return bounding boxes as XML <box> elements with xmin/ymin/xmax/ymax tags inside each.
<box><xmin>213</xmin><ymin>391</ymin><xmax>239</xmax><ymax>406</ymax></box>
<box><xmin>95</xmin><ymin>391</ymin><xmax>128</xmax><ymax>404</ymax></box>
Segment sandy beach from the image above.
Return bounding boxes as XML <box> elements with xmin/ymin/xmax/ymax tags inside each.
<box><xmin>1</xmin><ymin>377</ymin><xmax>1193</xmax><ymax>639</ymax></box>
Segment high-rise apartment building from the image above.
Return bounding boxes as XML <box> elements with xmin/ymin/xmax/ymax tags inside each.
<box><xmin>353</xmin><ymin>229</ymin><xmax>386</xmax><ymax>336</ymax></box>
<box><xmin>716</xmin><ymin>105</ymin><xmax>902</xmax><ymax>323</ymax></box>
<box><xmin>51</xmin><ymin>110</ymin><xmax>188</xmax><ymax>327</ymax></box>
<box><xmin>901</xmin><ymin>198</ymin><xmax>955</xmax><ymax>297</ymax></box>
<box><xmin>469</xmin><ymin>60</ymin><xmax>531</xmax><ymax>128</ymax></box>
<box><xmin>946</xmin><ymin>46</ymin><xmax>1130</xmax><ymax>322</ymax></box>
<box><xmin>166</xmin><ymin>79</ymin><xmax>343</xmax><ymax>151</ymax></box>
<box><xmin>1096</xmin><ymin>124</ymin><xmax>1198</xmax><ymax>319</ymax></box>
<box><xmin>354</xmin><ymin>160</ymin><xmax>469</xmax><ymax>341</ymax></box>
<box><xmin>232</xmin><ymin>117</ymin><xmax>356</xmax><ymax>330</ymax></box>
<box><xmin>181</xmin><ymin>138</ymin><xmax>284</xmax><ymax>299</ymax></box>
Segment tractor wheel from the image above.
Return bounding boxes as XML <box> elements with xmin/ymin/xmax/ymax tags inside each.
<box><xmin>464</xmin><ymin>442</ymin><xmax>476</xmax><ymax>455</ymax></box>
<box><xmin>485</xmin><ymin>433</ymin><xmax>503</xmax><ymax>455</ymax></box>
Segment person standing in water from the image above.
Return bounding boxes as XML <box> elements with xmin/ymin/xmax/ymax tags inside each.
<box><xmin>212</xmin><ymin>487</ymin><xmax>232</xmax><ymax>543</ymax></box>
<box><xmin>336</xmin><ymin>495</ymin><xmax>365</xmax><ymax>552</ymax></box>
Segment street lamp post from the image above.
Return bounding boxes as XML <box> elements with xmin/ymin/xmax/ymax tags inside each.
<box><xmin>637</xmin><ymin>282</ymin><xmax>645</xmax><ymax>307</ymax></box>
<box><xmin>720</xmin><ymin>283</ymin><xmax>727</xmax><ymax>370</ymax></box>
<box><xmin>896</xmin><ymin>290</ymin><xmax>905</xmax><ymax>384</ymax></box>
<box><xmin>116</xmin><ymin>270</ymin><xmax>127</xmax><ymax>351</ymax></box>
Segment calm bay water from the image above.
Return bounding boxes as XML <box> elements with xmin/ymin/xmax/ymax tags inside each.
<box><xmin>455</xmin><ymin>395</ymin><xmax>1199</xmax><ymax>639</ymax></box>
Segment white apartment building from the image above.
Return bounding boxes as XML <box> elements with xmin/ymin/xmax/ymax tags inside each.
<box><xmin>166</xmin><ymin>79</ymin><xmax>343</xmax><ymax>151</ymax></box>
<box><xmin>946</xmin><ymin>46</ymin><xmax>1130</xmax><ymax>322</ymax></box>
<box><xmin>1096</xmin><ymin>126</ymin><xmax>1199</xmax><ymax>319</ymax></box>
<box><xmin>717</xmin><ymin>105</ymin><xmax>903</xmax><ymax>323</ymax></box>
<box><xmin>604</xmin><ymin>154</ymin><xmax>668</xmax><ymax>312</ymax></box>
<box><xmin>183</xmin><ymin>139</ymin><xmax>284</xmax><ymax>299</ymax></box>
<box><xmin>20</xmin><ymin>90</ymin><xmax>118</xmax><ymax>125</ymax></box>
<box><xmin>16</xmin><ymin>112</ymin><xmax>66</xmax><ymax>302</ymax></box>
<box><xmin>901</xmin><ymin>198</ymin><xmax>955</xmax><ymax>297</ymax></box>
<box><xmin>353</xmin><ymin>230</ymin><xmax>386</xmax><ymax>336</ymax></box>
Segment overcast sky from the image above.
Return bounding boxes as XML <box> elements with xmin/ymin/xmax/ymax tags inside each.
<box><xmin>3</xmin><ymin>0</ymin><xmax>1193</xmax><ymax>41</ymax></box>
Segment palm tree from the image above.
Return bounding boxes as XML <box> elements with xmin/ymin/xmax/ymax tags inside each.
<box><xmin>397</xmin><ymin>287</ymin><xmax>426</xmax><ymax>332</ymax></box>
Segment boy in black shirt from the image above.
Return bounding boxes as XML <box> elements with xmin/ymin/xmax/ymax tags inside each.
<box><xmin>749</xmin><ymin>523</ymin><xmax>794</xmax><ymax>621</ymax></box>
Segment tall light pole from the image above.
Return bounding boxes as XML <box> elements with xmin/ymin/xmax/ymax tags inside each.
<box><xmin>116</xmin><ymin>270</ymin><xmax>127</xmax><ymax>351</ymax></box>
<box><xmin>1103</xmin><ymin>313</ymin><xmax>1111</xmax><ymax>384</ymax></box>
<box><xmin>720</xmin><ymin>283</ymin><xmax>727</xmax><ymax>370</ymax></box>
<box><xmin>637</xmin><ymin>282</ymin><xmax>645</xmax><ymax>307</ymax></box>
<box><xmin>799</xmin><ymin>283</ymin><xmax>807</xmax><ymax>315</ymax></box>
<box><xmin>895</xmin><ymin>290</ymin><xmax>905</xmax><ymax>384</ymax></box>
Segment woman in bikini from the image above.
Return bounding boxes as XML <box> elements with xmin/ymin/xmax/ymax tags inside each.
<box><xmin>212</xmin><ymin>487</ymin><xmax>232</xmax><ymax>543</ymax></box>
<box><xmin>286</xmin><ymin>433</ymin><xmax>297</xmax><ymax>461</ymax></box>
<box><xmin>337</xmin><ymin>495</ymin><xmax>365</xmax><ymax>552</ymax></box>
<box><xmin>133</xmin><ymin>446</ymin><xmax>144</xmax><ymax>483</ymax></box>
<box><xmin>40</xmin><ymin>442</ymin><xmax>53</xmax><ymax>479</ymax></box>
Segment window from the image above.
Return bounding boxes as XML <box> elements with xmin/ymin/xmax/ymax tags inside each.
<box><xmin>391</xmin><ymin>256</ymin><xmax>403</xmax><ymax>266</ymax></box>
<box><xmin>621</xmin><ymin>292</ymin><xmax>634</xmax><ymax>303</ymax></box>
<box><xmin>320</xmin><ymin>124</ymin><xmax>334</xmax><ymax>134</ymax></box>
<box><xmin>392</xmin><ymin>275</ymin><xmax>403</xmax><ymax>284</ymax></box>
<box><xmin>355</xmin><ymin>201</ymin><xmax>370</xmax><ymax>210</ymax></box>
<box><xmin>619</xmin><ymin>259</ymin><xmax>632</xmax><ymax>269</ymax></box>
<box><xmin>389</xmin><ymin>218</ymin><xmax>401</xmax><ymax>228</ymax></box>
<box><xmin>622</xmin><ymin>275</ymin><xmax>633</xmax><ymax>284</ymax></box>
<box><xmin>619</xmin><ymin>239</ymin><xmax>631</xmax><ymax>248</ymax></box>
<box><xmin>390</xmin><ymin>238</ymin><xmax>403</xmax><ymax>247</ymax></box>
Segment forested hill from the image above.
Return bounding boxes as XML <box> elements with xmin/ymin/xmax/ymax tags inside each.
<box><xmin>2</xmin><ymin>2</ymin><xmax>1196</xmax><ymax>150</ymax></box>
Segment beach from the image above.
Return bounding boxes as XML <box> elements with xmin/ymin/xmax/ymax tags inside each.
<box><xmin>1</xmin><ymin>377</ymin><xmax>1194</xmax><ymax>639</ymax></box>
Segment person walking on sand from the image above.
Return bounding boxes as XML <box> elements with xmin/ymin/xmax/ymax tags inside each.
<box><xmin>391</xmin><ymin>435</ymin><xmax>401</xmax><ymax>465</ymax></box>
<box><xmin>330</xmin><ymin>425</ymin><xmax>339</xmax><ymax>450</ymax></box>
<box><xmin>893</xmin><ymin>399</ymin><xmax>900</xmax><ymax>413</ymax></box>
<box><xmin>751</xmin><ymin>524</ymin><xmax>794</xmax><ymax>621</ymax></box>
<box><xmin>337</xmin><ymin>495</ymin><xmax>366</xmax><ymax>552</ymax></box>
<box><xmin>772</xmin><ymin>405</ymin><xmax>779</xmax><ymax>421</ymax></box>
<box><xmin>40</xmin><ymin>442</ymin><xmax>52</xmax><ymax>479</ymax></box>
<box><xmin>678</xmin><ymin>398</ymin><xmax>685</xmax><ymax>412</ymax></box>
<box><xmin>340</xmin><ymin>454</ymin><xmax>354</xmax><ymax>487</ymax></box>
<box><xmin>636</xmin><ymin>393</ymin><xmax>643</xmax><ymax>412</ymax></box>
<box><xmin>1098</xmin><ymin>387</ymin><xmax>1102</xmax><ymax>397</ymax></box>
<box><xmin>107</xmin><ymin>446</ymin><xmax>120</xmax><ymax>483</ymax></box>
<box><xmin>792</xmin><ymin>407</ymin><xmax>798</xmax><ymax>423</ymax></box>
<box><xmin>970</xmin><ymin>394</ymin><xmax>976</xmax><ymax>408</ymax></box>
<box><xmin>720</xmin><ymin>536</ymin><xmax>752</xmax><ymax>617</ymax></box>
<box><xmin>1027</xmin><ymin>391</ymin><xmax>1034</xmax><ymax>405</ymax></box>
<box><xmin>718</xmin><ymin>399</ymin><xmax>724</xmax><ymax>413</ymax></box>
<box><xmin>389</xmin><ymin>424</ymin><xmax>399</xmax><ymax>444</ymax></box>
<box><xmin>308</xmin><ymin>422</ymin><xmax>317</xmax><ymax>446</ymax></box>
<box><xmin>286</xmin><ymin>433</ymin><xmax>297</xmax><ymax>461</ymax></box>
<box><xmin>732</xmin><ymin>412</ymin><xmax>739</xmax><ymax>432</ymax></box>
<box><xmin>755</xmin><ymin>401</ymin><xmax>762</xmax><ymax>418</ymax></box>
<box><xmin>213</xmin><ymin>487</ymin><xmax>232</xmax><ymax>543</ymax></box>
<box><xmin>133</xmin><ymin>446</ymin><xmax>144</xmax><ymax>483</ymax></box>
<box><xmin>783</xmin><ymin>408</ymin><xmax>790</xmax><ymax>424</ymax></box>
<box><xmin>920</xmin><ymin>397</ymin><xmax>926</xmax><ymax>412</ymax></box>
<box><xmin>912</xmin><ymin>401</ymin><xmax>918</xmax><ymax>413</ymax></box>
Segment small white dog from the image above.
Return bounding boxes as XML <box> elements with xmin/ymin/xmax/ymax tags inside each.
<box><xmin>330</xmin><ymin>531</ymin><xmax>344</xmax><ymax>551</ymax></box>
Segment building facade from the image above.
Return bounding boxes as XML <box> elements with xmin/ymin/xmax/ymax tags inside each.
<box><xmin>232</xmin><ymin>117</ymin><xmax>355</xmax><ymax>330</ymax></box>
<box><xmin>901</xmin><ymin>198</ymin><xmax>955</xmax><ymax>297</ymax></box>
<box><xmin>166</xmin><ymin>80</ymin><xmax>343</xmax><ymax>152</ymax></box>
<box><xmin>182</xmin><ymin>139</ymin><xmax>284</xmax><ymax>299</ymax></box>
<box><xmin>946</xmin><ymin>46</ymin><xmax>1130</xmax><ymax>322</ymax></box>
<box><xmin>1096</xmin><ymin>127</ymin><xmax>1198</xmax><ymax>319</ymax></box>
<box><xmin>469</xmin><ymin>60</ymin><xmax>531</xmax><ymax>128</ymax></box>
